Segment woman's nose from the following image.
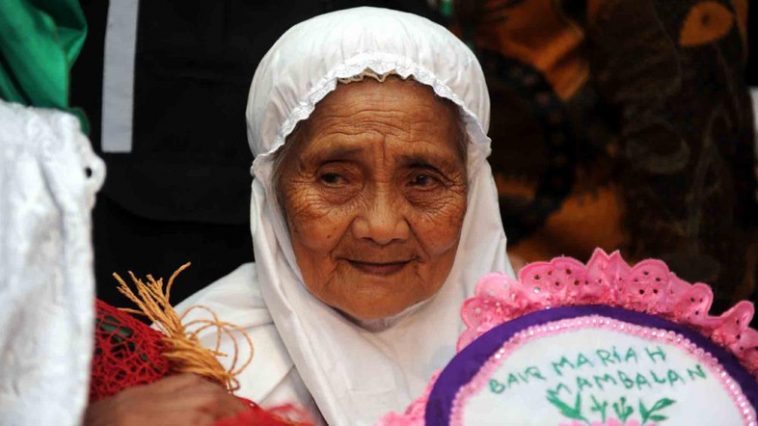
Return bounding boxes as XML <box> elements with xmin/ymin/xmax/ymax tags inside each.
<box><xmin>351</xmin><ymin>189</ymin><xmax>410</xmax><ymax>245</ymax></box>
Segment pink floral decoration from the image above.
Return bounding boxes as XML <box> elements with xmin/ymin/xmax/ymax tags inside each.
<box><xmin>377</xmin><ymin>249</ymin><xmax>758</xmax><ymax>425</ymax></box>
<box><xmin>458</xmin><ymin>248</ymin><xmax>758</xmax><ymax>379</ymax></box>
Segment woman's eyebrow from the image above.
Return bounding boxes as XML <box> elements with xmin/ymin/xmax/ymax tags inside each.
<box><xmin>398</xmin><ymin>153</ymin><xmax>461</xmax><ymax>171</ymax></box>
<box><xmin>301</xmin><ymin>145</ymin><xmax>364</xmax><ymax>163</ymax></box>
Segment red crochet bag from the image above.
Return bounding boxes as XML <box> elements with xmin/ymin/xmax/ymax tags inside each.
<box><xmin>89</xmin><ymin>264</ymin><xmax>312</xmax><ymax>426</ymax></box>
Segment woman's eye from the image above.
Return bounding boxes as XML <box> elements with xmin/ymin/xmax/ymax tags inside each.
<box><xmin>409</xmin><ymin>173</ymin><xmax>438</xmax><ymax>188</ymax></box>
<box><xmin>319</xmin><ymin>172</ymin><xmax>344</xmax><ymax>185</ymax></box>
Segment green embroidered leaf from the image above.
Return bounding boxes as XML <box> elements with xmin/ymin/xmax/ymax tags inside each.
<box><xmin>650</xmin><ymin>398</ymin><xmax>675</xmax><ymax>412</ymax></box>
<box><xmin>612</xmin><ymin>396</ymin><xmax>633</xmax><ymax>422</ymax></box>
<box><xmin>590</xmin><ymin>395</ymin><xmax>608</xmax><ymax>423</ymax></box>
<box><xmin>639</xmin><ymin>397</ymin><xmax>676</xmax><ymax>424</ymax></box>
<box><xmin>621</xmin><ymin>406</ymin><xmax>633</xmax><ymax>422</ymax></box>
<box><xmin>639</xmin><ymin>401</ymin><xmax>650</xmax><ymax>422</ymax></box>
<box><xmin>546</xmin><ymin>391</ymin><xmax>589</xmax><ymax>423</ymax></box>
<box><xmin>612</xmin><ymin>401</ymin><xmax>622</xmax><ymax>418</ymax></box>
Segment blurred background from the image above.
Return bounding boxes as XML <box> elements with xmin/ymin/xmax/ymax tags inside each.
<box><xmin>49</xmin><ymin>0</ymin><xmax>757</xmax><ymax>313</ymax></box>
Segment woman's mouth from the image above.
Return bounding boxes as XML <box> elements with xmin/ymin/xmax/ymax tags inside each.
<box><xmin>347</xmin><ymin>259</ymin><xmax>411</xmax><ymax>276</ymax></box>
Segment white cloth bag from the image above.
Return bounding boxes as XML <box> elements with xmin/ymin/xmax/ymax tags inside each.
<box><xmin>0</xmin><ymin>100</ymin><xmax>104</xmax><ymax>426</ymax></box>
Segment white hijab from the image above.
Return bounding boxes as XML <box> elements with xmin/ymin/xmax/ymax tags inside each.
<box><xmin>246</xmin><ymin>7</ymin><xmax>513</xmax><ymax>425</ymax></box>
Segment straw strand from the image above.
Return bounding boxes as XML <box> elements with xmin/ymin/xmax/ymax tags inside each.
<box><xmin>113</xmin><ymin>262</ymin><xmax>254</xmax><ymax>392</ymax></box>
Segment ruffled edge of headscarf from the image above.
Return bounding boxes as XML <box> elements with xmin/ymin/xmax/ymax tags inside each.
<box><xmin>250</xmin><ymin>52</ymin><xmax>492</xmax><ymax>183</ymax></box>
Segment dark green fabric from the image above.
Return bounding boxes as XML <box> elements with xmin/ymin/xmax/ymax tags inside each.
<box><xmin>0</xmin><ymin>0</ymin><xmax>88</xmax><ymax>131</ymax></box>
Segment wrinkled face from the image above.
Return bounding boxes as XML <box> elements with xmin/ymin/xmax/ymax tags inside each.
<box><xmin>277</xmin><ymin>78</ymin><xmax>467</xmax><ymax>321</ymax></box>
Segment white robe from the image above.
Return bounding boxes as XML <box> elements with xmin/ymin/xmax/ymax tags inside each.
<box><xmin>176</xmin><ymin>264</ymin><xmax>321</xmax><ymax>420</ymax></box>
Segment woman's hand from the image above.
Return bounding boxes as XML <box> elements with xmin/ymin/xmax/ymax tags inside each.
<box><xmin>84</xmin><ymin>374</ymin><xmax>248</xmax><ymax>426</ymax></box>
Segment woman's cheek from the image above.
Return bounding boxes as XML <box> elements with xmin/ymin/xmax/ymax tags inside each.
<box><xmin>417</xmin><ymin>216</ymin><xmax>463</xmax><ymax>255</ymax></box>
<box><xmin>286</xmin><ymin>188</ymin><xmax>355</xmax><ymax>251</ymax></box>
<box><xmin>411</xmin><ymin>192</ymin><xmax>466</xmax><ymax>255</ymax></box>
<box><xmin>294</xmin><ymin>217</ymin><xmax>347</xmax><ymax>252</ymax></box>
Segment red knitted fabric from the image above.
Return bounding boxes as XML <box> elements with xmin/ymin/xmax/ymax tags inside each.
<box><xmin>89</xmin><ymin>299</ymin><xmax>314</xmax><ymax>425</ymax></box>
<box><xmin>89</xmin><ymin>299</ymin><xmax>170</xmax><ymax>402</ymax></box>
<box><xmin>218</xmin><ymin>399</ymin><xmax>314</xmax><ymax>426</ymax></box>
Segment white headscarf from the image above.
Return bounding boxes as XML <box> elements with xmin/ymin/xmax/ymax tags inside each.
<box><xmin>246</xmin><ymin>7</ymin><xmax>513</xmax><ymax>425</ymax></box>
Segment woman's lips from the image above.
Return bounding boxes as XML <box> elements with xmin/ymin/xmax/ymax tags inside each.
<box><xmin>347</xmin><ymin>259</ymin><xmax>411</xmax><ymax>276</ymax></box>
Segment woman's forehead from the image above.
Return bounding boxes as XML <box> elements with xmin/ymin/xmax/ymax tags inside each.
<box><xmin>289</xmin><ymin>78</ymin><xmax>464</xmax><ymax>159</ymax></box>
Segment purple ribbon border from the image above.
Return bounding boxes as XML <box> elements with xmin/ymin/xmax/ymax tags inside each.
<box><xmin>425</xmin><ymin>305</ymin><xmax>758</xmax><ymax>425</ymax></box>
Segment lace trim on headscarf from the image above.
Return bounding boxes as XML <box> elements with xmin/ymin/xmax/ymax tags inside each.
<box><xmin>337</xmin><ymin>69</ymin><xmax>400</xmax><ymax>84</ymax></box>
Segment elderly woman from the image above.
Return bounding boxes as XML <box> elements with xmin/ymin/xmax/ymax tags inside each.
<box><xmin>86</xmin><ymin>7</ymin><xmax>513</xmax><ymax>426</ymax></box>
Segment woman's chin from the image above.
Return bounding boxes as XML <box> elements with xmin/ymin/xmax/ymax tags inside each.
<box><xmin>307</xmin><ymin>263</ymin><xmax>448</xmax><ymax>324</ymax></box>
<box><xmin>340</xmin><ymin>304</ymin><xmax>405</xmax><ymax>322</ymax></box>
<box><xmin>336</xmin><ymin>297</ymin><xmax>414</xmax><ymax>323</ymax></box>
<box><xmin>336</xmin><ymin>291</ymin><xmax>433</xmax><ymax>325</ymax></box>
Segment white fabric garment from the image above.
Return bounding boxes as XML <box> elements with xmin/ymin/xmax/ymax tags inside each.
<box><xmin>179</xmin><ymin>7</ymin><xmax>514</xmax><ymax>425</ymax></box>
<box><xmin>176</xmin><ymin>263</ymin><xmax>320</xmax><ymax>417</ymax></box>
<box><xmin>0</xmin><ymin>100</ymin><xmax>105</xmax><ymax>425</ymax></box>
